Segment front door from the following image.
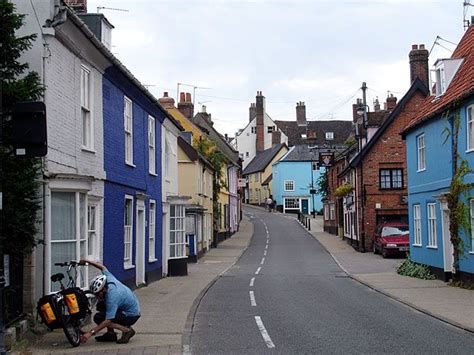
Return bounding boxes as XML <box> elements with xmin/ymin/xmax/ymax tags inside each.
<box><xmin>136</xmin><ymin>200</ymin><xmax>146</xmax><ymax>286</ymax></box>
<box><xmin>441</xmin><ymin>201</ymin><xmax>454</xmax><ymax>273</ymax></box>
<box><xmin>301</xmin><ymin>199</ymin><xmax>309</xmax><ymax>214</ymax></box>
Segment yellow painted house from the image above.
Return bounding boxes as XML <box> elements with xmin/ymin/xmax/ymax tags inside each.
<box><xmin>177</xmin><ymin>136</ymin><xmax>214</xmax><ymax>260</ymax></box>
<box><xmin>243</xmin><ymin>143</ymin><xmax>288</xmax><ymax>205</ymax></box>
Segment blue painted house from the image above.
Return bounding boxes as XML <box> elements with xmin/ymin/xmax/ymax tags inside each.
<box><xmin>272</xmin><ymin>145</ymin><xmax>324</xmax><ymax>214</ymax></box>
<box><xmin>402</xmin><ymin>25</ymin><xmax>474</xmax><ymax>282</ymax></box>
<box><xmin>103</xmin><ymin>65</ymin><xmax>169</xmax><ymax>288</ymax></box>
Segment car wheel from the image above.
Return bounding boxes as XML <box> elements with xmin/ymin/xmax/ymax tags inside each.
<box><xmin>382</xmin><ymin>249</ymin><xmax>388</xmax><ymax>258</ymax></box>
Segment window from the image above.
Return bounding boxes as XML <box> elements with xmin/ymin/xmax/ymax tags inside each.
<box><xmin>324</xmin><ymin>204</ymin><xmax>330</xmax><ymax>221</ymax></box>
<box><xmin>124</xmin><ymin>96</ymin><xmax>133</xmax><ymax>165</ymax></box>
<box><xmin>284</xmin><ymin>198</ymin><xmax>299</xmax><ymax>209</ymax></box>
<box><xmin>148</xmin><ymin>116</ymin><xmax>156</xmax><ymax>174</ymax></box>
<box><xmin>149</xmin><ymin>200</ymin><xmax>156</xmax><ymax>261</ymax></box>
<box><xmin>284</xmin><ymin>180</ymin><xmax>295</xmax><ymax>191</ymax></box>
<box><xmin>267</xmin><ymin>126</ymin><xmax>274</xmax><ymax>133</ymax></box>
<box><xmin>87</xmin><ymin>203</ymin><xmax>100</xmax><ymax>260</ymax></box>
<box><xmin>165</xmin><ymin>137</ymin><xmax>171</xmax><ymax>179</ymax></box>
<box><xmin>329</xmin><ymin>203</ymin><xmax>335</xmax><ymax>220</ymax></box>
<box><xmin>380</xmin><ymin>169</ymin><xmax>403</xmax><ymax>189</ymax></box>
<box><xmin>468</xmin><ymin>106</ymin><xmax>474</xmax><ymax>151</ymax></box>
<box><xmin>325</xmin><ymin>132</ymin><xmax>334</xmax><ymax>140</ymax></box>
<box><xmin>170</xmin><ymin>205</ymin><xmax>186</xmax><ymax>259</ymax></box>
<box><xmin>124</xmin><ymin>196</ymin><xmax>134</xmax><ymax>267</ymax></box>
<box><xmin>427</xmin><ymin>203</ymin><xmax>437</xmax><ymax>247</ymax></box>
<box><xmin>81</xmin><ymin>65</ymin><xmax>93</xmax><ymax>150</ymax></box>
<box><xmin>245</xmin><ymin>152</ymin><xmax>249</xmax><ymax>157</ymax></box>
<box><xmin>413</xmin><ymin>204</ymin><xmax>421</xmax><ymax>246</ymax></box>
<box><xmin>50</xmin><ymin>192</ymin><xmax>87</xmax><ymax>291</ymax></box>
<box><xmin>417</xmin><ymin>134</ymin><xmax>425</xmax><ymax>171</ymax></box>
<box><xmin>251</xmin><ymin>126</ymin><xmax>256</xmax><ymax>134</ymax></box>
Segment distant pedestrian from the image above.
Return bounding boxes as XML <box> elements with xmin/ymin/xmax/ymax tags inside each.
<box><xmin>266</xmin><ymin>196</ymin><xmax>274</xmax><ymax>212</ymax></box>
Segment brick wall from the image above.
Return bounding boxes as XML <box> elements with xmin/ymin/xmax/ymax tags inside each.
<box><xmin>357</xmin><ymin>90</ymin><xmax>427</xmax><ymax>249</ymax></box>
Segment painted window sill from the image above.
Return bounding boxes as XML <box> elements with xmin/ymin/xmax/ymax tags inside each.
<box><xmin>417</xmin><ymin>168</ymin><xmax>426</xmax><ymax>173</ymax></box>
<box><xmin>126</xmin><ymin>162</ymin><xmax>136</xmax><ymax>168</ymax></box>
<box><xmin>412</xmin><ymin>244</ymin><xmax>422</xmax><ymax>247</ymax></box>
<box><xmin>426</xmin><ymin>245</ymin><xmax>438</xmax><ymax>249</ymax></box>
<box><xmin>148</xmin><ymin>258</ymin><xmax>158</xmax><ymax>263</ymax></box>
<box><xmin>149</xmin><ymin>172</ymin><xmax>158</xmax><ymax>177</ymax></box>
<box><xmin>81</xmin><ymin>147</ymin><xmax>96</xmax><ymax>154</ymax></box>
<box><xmin>123</xmin><ymin>264</ymin><xmax>135</xmax><ymax>270</ymax></box>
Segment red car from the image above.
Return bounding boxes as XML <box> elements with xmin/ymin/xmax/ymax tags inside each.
<box><xmin>373</xmin><ymin>222</ymin><xmax>409</xmax><ymax>258</ymax></box>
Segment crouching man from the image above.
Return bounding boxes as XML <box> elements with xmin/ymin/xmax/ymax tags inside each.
<box><xmin>79</xmin><ymin>259</ymin><xmax>141</xmax><ymax>344</ymax></box>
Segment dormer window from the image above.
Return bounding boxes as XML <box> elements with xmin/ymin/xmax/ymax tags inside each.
<box><xmin>430</xmin><ymin>58</ymin><xmax>464</xmax><ymax>97</ymax></box>
<box><xmin>326</xmin><ymin>132</ymin><xmax>334</xmax><ymax>140</ymax></box>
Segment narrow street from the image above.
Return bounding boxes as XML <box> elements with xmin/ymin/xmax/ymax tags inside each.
<box><xmin>190</xmin><ymin>208</ymin><xmax>474</xmax><ymax>354</ymax></box>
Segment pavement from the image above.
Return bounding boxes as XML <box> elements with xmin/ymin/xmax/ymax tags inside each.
<box><xmin>17</xmin><ymin>205</ymin><xmax>474</xmax><ymax>354</ymax></box>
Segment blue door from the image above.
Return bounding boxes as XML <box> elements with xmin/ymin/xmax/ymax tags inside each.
<box><xmin>301</xmin><ymin>199</ymin><xmax>309</xmax><ymax>214</ymax></box>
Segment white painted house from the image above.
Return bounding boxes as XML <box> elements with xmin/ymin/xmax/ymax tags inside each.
<box><xmin>231</xmin><ymin>91</ymin><xmax>288</xmax><ymax>169</ymax></box>
<box><xmin>14</xmin><ymin>0</ymin><xmax>112</xmax><ymax>309</ymax></box>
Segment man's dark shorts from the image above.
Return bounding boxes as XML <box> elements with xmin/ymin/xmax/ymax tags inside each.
<box><xmin>94</xmin><ymin>301</ymin><xmax>140</xmax><ymax>327</ymax></box>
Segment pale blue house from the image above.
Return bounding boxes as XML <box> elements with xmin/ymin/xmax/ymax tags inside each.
<box><xmin>402</xmin><ymin>25</ymin><xmax>474</xmax><ymax>282</ymax></box>
<box><xmin>272</xmin><ymin>145</ymin><xmax>324</xmax><ymax>214</ymax></box>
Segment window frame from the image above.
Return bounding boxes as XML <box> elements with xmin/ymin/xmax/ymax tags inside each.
<box><xmin>379</xmin><ymin>168</ymin><xmax>403</xmax><ymax>190</ymax></box>
<box><xmin>467</xmin><ymin>105</ymin><xmax>474</xmax><ymax>152</ymax></box>
<box><xmin>427</xmin><ymin>202</ymin><xmax>437</xmax><ymax>248</ymax></box>
<box><xmin>81</xmin><ymin>65</ymin><xmax>93</xmax><ymax>151</ymax></box>
<box><xmin>149</xmin><ymin>199</ymin><xmax>156</xmax><ymax>262</ymax></box>
<box><xmin>124</xmin><ymin>195</ymin><xmax>134</xmax><ymax>268</ymax></box>
<box><xmin>87</xmin><ymin>201</ymin><xmax>100</xmax><ymax>261</ymax></box>
<box><xmin>413</xmin><ymin>204</ymin><xmax>422</xmax><ymax>246</ymax></box>
<box><xmin>148</xmin><ymin>115</ymin><xmax>156</xmax><ymax>175</ymax></box>
<box><xmin>284</xmin><ymin>197</ymin><xmax>299</xmax><ymax>209</ymax></box>
<box><xmin>169</xmin><ymin>205</ymin><xmax>186</xmax><ymax>259</ymax></box>
<box><xmin>284</xmin><ymin>180</ymin><xmax>295</xmax><ymax>192</ymax></box>
<box><xmin>124</xmin><ymin>96</ymin><xmax>134</xmax><ymax>166</ymax></box>
<box><xmin>417</xmin><ymin>134</ymin><xmax>426</xmax><ymax>172</ymax></box>
<box><xmin>325</xmin><ymin>132</ymin><xmax>334</xmax><ymax>140</ymax></box>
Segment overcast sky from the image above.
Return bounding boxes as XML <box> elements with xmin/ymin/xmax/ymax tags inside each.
<box><xmin>87</xmin><ymin>0</ymin><xmax>471</xmax><ymax>137</ymax></box>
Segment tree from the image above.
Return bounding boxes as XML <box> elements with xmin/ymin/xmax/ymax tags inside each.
<box><xmin>1</xmin><ymin>0</ymin><xmax>44</xmax><ymax>255</ymax></box>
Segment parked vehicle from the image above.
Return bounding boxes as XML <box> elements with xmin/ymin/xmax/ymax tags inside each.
<box><xmin>37</xmin><ymin>261</ymin><xmax>96</xmax><ymax>347</ymax></box>
<box><xmin>373</xmin><ymin>222</ymin><xmax>409</xmax><ymax>258</ymax></box>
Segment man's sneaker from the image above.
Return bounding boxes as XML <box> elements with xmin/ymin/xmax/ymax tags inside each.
<box><xmin>117</xmin><ymin>327</ymin><xmax>136</xmax><ymax>344</ymax></box>
<box><xmin>95</xmin><ymin>331</ymin><xmax>117</xmax><ymax>342</ymax></box>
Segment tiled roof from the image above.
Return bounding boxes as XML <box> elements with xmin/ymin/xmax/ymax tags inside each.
<box><xmin>279</xmin><ymin>145</ymin><xmax>319</xmax><ymax>162</ymax></box>
<box><xmin>274</xmin><ymin>120</ymin><xmax>353</xmax><ymax>147</ymax></box>
<box><xmin>243</xmin><ymin>143</ymin><xmax>287</xmax><ymax>175</ymax></box>
<box><xmin>404</xmin><ymin>26</ymin><xmax>474</xmax><ymax>133</ymax></box>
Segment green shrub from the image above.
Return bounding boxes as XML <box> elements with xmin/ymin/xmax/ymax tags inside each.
<box><xmin>396</xmin><ymin>258</ymin><xmax>436</xmax><ymax>280</ymax></box>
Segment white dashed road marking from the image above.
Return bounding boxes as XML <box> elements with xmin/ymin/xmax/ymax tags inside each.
<box><xmin>249</xmin><ymin>291</ymin><xmax>257</xmax><ymax>306</ymax></box>
<box><xmin>255</xmin><ymin>267</ymin><xmax>261</xmax><ymax>275</ymax></box>
<box><xmin>260</xmin><ymin>257</ymin><xmax>265</xmax><ymax>265</ymax></box>
<box><xmin>250</xmin><ymin>277</ymin><xmax>255</xmax><ymax>287</ymax></box>
<box><xmin>255</xmin><ymin>316</ymin><xmax>275</xmax><ymax>349</ymax></box>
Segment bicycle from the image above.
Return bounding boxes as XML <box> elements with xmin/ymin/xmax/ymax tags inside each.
<box><xmin>37</xmin><ymin>261</ymin><xmax>97</xmax><ymax>347</ymax></box>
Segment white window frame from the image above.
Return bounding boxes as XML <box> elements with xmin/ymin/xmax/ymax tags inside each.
<box><xmin>467</xmin><ymin>105</ymin><xmax>474</xmax><ymax>152</ymax></box>
<box><xmin>417</xmin><ymin>134</ymin><xmax>426</xmax><ymax>172</ymax></box>
<box><xmin>81</xmin><ymin>65</ymin><xmax>93</xmax><ymax>151</ymax></box>
<box><xmin>124</xmin><ymin>96</ymin><xmax>134</xmax><ymax>166</ymax></box>
<box><xmin>148</xmin><ymin>115</ymin><xmax>156</xmax><ymax>174</ymax></box>
<box><xmin>324</xmin><ymin>204</ymin><xmax>330</xmax><ymax>221</ymax></box>
<box><xmin>87</xmin><ymin>202</ymin><xmax>100</xmax><ymax>261</ymax></box>
<box><xmin>427</xmin><ymin>202</ymin><xmax>437</xmax><ymax>248</ymax></box>
<box><xmin>325</xmin><ymin>132</ymin><xmax>334</xmax><ymax>140</ymax></box>
<box><xmin>124</xmin><ymin>195</ymin><xmax>134</xmax><ymax>268</ymax></box>
<box><xmin>284</xmin><ymin>180</ymin><xmax>295</xmax><ymax>192</ymax></box>
<box><xmin>170</xmin><ymin>204</ymin><xmax>186</xmax><ymax>259</ymax></box>
<box><xmin>284</xmin><ymin>197</ymin><xmax>299</xmax><ymax>209</ymax></box>
<box><xmin>413</xmin><ymin>204</ymin><xmax>422</xmax><ymax>246</ymax></box>
<box><xmin>50</xmin><ymin>191</ymin><xmax>88</xmax><ymax>291</ymax></box>
<box><xmin>329</xmin><ymin>203</ymin><xmax>335</xmax><ymax>220</ymax></box>
<box><xmin>149</xmin><ymin>200</ymin><xmax>157</xmax><ymax>262</ymax></box>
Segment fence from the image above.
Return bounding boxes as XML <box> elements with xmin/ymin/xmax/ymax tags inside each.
<box><xmin>297</xmin><ymin>211</ymin><xmax>311</xmax><ymax>231</ymax></box>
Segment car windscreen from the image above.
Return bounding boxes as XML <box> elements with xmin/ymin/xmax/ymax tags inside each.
<box><xmin>381</xmin><ymin>226</ymin><xmax>409</xmax><ymax>237</ymax></box>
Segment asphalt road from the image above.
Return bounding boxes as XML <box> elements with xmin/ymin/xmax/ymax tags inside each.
<box><xmin>190</xmin><ymin>208</ymin><xmax>474</xmax><ymax>354</ymax></box>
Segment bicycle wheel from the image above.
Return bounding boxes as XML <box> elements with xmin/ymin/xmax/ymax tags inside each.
<box><xmin>60</xmin><ymin>302</ymin><xmax>81</xmax><ymax>347</ymax></box>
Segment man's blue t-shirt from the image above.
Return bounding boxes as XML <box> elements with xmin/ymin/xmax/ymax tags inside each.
<box><xmin>103</xmin><ymin>270</ymin><xmax>141</xmax><ymax>320</ymax></box>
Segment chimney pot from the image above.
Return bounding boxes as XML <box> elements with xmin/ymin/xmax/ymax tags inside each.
<box><xmin>409</xmin><ymin>43</ymin><xmax>429</xmax><ymax>87</ymax></box>
<box><xmin>164</xmin><ymin>92</ymin><xmax>169</xmax><ymax>97</ymax></box>
<box><xmin>180</xmin><ymin>92</ymin><xmax>186</xmax><ymax>103</ymax></box>
<box><xmin>185</xmin><ymin>92</ymin><xmax>192</xmax><ymax>102</ymax></box>
<box><xmin>419</xmin><ymin>44</ymin><xmax>425</xmax><ymax>49</ymax></box>
<box><xmin>412</xmin><ymin>44</ymin><xmax>418</xmax><ymax>50</ymax></box>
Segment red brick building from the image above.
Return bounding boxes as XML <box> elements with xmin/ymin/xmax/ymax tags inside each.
<box><xmin>341</xmin><ymin>45</ymin><xmax>430</xmax><ymax>251</ymax></box>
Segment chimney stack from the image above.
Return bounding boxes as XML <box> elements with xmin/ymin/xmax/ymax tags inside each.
<box><xmin>272</xmin><ymin>130</ymin><xmax>282</xmax><ymax>146</ymax></box>
<box><xmin>249</xmin><ymin>103</ymin><xmax>256</xmax><ymax>123</ymax></box>
<box><xmin>296</xmin><ymin>102</ymin><xmax>306</xmax><ymax>126</ymax></box>
<box><xmin>373</xmin><ymin>97</ymin><xmax>380</xmax><ymax>112</ymax></box>
<box><xmin>178</xmin><ymin>92</ymin><xmax>194</xmax><ymax>119</ymax></box>
<box><xmin>409</xmin><ymin>43</ymin><xmax>429</xmax><ymax>88</ymax></box>
<box><xmin>64</xmin><ymin>0</ymin><xmax>87</xmax><ymax>13</ymax></box>
<box><xmin>158</xmin><ymin>91</ymin><xmax>175</xmax><ymax>109</ymax></box>
<box><xmin>386</xmin><ymin>93</ymin><xmax>397</xmax><ymax>111</ymax></box>
<box><xmin>256</xmin><ymin>91</ymin><xmax>265</xmax><ymax>153</ymax></box>
<box><xmin>352</xmin><ymin>98</ymin><xmax>363</xmax><ymax>122</ymax></box>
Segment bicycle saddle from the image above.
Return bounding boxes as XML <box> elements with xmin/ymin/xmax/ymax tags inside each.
<box><xmin>51</xmin><ymin>273</ymin><xmax>64</xmax><ymax>282</ymax></box>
